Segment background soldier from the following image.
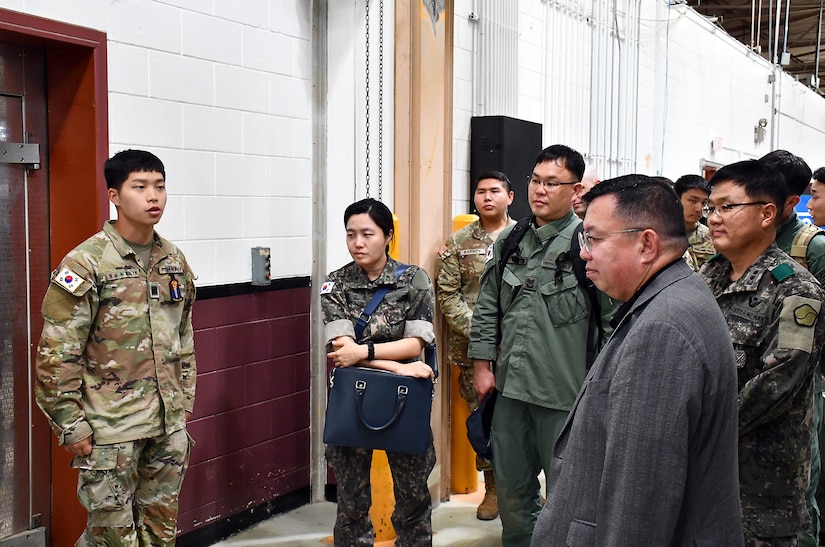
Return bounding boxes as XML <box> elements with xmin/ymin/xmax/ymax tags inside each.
<box><xmin>436</xmin><ymin>171</ymin><xmax>514</xmax><ymax>520</ymax></box>
<box><xmin>701</xmin><ymin>160</ymin><xmax>825</xmax><ymax>546</ymax></box>
<box><xmin>673</xmin><ymin>174</ymin><xmax>715</xmax><ymax>271</ymax></box>
<box><xmin>760</xmin><ymin>150</ymin><xmax>825</xmax><ymax>547</ymax></box>
<box><xmin>35</xmin><ymin>150</ymin><xmax>197</xmax><ymax>546</ymax></box>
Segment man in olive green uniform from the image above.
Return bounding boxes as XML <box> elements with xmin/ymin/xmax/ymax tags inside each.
<box><xmin>701</xmin><ymin>160</ymin><xmax>825</xmax><ymax>546</ymax></box>
<box><xmin>468</xmin><ymin>145</ymin><xmax>616</xmax><ymax>546</ymax></box>
<box><xmin>436</xmin><ymin>171</ymin><xmax>514</xmax><ymax>520</ymax></box>
<box><xmin>35</xmin><ymin>150</ymin><xmax>197</xmax><ymax>547</ymax></box>
<box><xmin>760</xmin><ymin>150</ymin><xmax>825</xmax><ymax>547</ymax></box>
<box><xmin>674</xmin><ymin>174</ymin><xmax>716</xmax><ymax>271</ymax></box>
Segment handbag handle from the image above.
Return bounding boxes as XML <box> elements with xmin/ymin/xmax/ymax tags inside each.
<box><xmin>354</xmin><ymin>380</ymin><xmax>408</xmax><ymax>431</ymax></box>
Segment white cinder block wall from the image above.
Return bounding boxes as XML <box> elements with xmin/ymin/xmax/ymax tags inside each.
<box><xmin>0</xmin><ymin>0</ymin><xmax>314</xmax><ymax>286</ymax></box>
<box><xmin>451</xmin><ymin>0</ymin><xmax>825</xmax><ymax>214</ymax></box>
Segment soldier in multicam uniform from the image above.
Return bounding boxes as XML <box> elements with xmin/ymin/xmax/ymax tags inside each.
<box><xmin>34</xmin><ymin>150</ymin><xmax>197</xmax><ymax>547</ymax></box>
<box><xmin>321</xmin><ymin>198</ymin><xmax>436</xmax><ymax>546</ymax></box>
<box><xmin>436</xmin><ymin>171</ymin><xmax>514</xmax><ymax>520</ymax></box>
<box><xmin>674</xmin><ymin>174</ymin><xmax>716</xmax><ymax>271</ymax></box>
<box><xmin>700</xmin><ymin>160</ymin><xmax>825</xmax><ymax>546</ymax></box>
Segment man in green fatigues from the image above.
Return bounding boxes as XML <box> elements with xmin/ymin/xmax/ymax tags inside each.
<box><xmin>674</xmin><ymin>174</ymin><xmax>716</xmax><ymax>271</ymax></box>
<box><xmin>436</xmin><ymin>171</ymin><xmax>514</xmax><ymax>520</ymax></box>
<box><xmin>468</xmin><ymin>145</ymin><xmax>616</xmax><ymax>546</ymax></box>
<box><xmin>701</xmin><ymin>159</ymin><xmax>825</xmax><ymax>546</ymax></box>
<box><xmin>760</xmin><ymin>150</ymin><xmax>825</xmax><ymax>547</ymax></box>
<box><xmin>35</xmin><ymin>150</ymin><xmax>197</xmax><ymax>546</ymax></box>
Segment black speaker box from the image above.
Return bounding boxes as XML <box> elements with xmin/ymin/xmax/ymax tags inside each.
<box><xmin>470</xmin><ymin>115</ymin><xmax>543</xmax><ymax>220</ymax></box>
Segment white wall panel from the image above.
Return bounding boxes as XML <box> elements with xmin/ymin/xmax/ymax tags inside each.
<box><xmin>215</xmin><ymin>64</ymin><xmax>270</xmax><ymax>113</ymax></box>
<box><xmin>183</xmin><ymin>104</ymin><xmax>243</xmax><ymax>153</ymax></box>
<box><xmin>0</xmin><ymin>0</ymin><xmax>314</xmax><ymax>285</ymax></box>
<box><xmin>109</xmin><ymin>95</ymin><xmax>184</xmax><ymax>148</ymax></box>
<box><xmin>108</xmin><ymin>43</ymin><xmax>149</xmax><ymax>95</ymax></box>
<box><xmin>150</xmin><ymin>51</ymin><xmax>214</xmax><ymax>105</ymax></box>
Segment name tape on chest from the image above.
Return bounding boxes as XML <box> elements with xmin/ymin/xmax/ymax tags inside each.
<box><xmin>459</xmin><ymin>248</ymin><xmax>487</xmax><ymax>258</ymax></box>
<box><xmin>105</xmin><ymin>268</ymin><xmax>141</xmax><ymax>281</ymax></box>
<box><xmin>54</xmin><ymin>267</ymin><xmax>86</xmax><ymax>295</ymax></box>
<box><xmin>159</xmin><ymin>264</ymin><xmax>184</xmax><ymax>275</ymax></box>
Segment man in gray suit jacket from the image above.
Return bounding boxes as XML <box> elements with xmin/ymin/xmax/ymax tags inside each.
<box><xmin>531</xmin><ymin>175</ymin><xmax>743</xmax><ymax>546</ymax></box>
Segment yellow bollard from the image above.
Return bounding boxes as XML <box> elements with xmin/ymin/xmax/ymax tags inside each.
<box><xmin>365</xmin><ymin>214</ymin><xmax>403</xmax><ymax>542</ymax></box>
<box><xmin>448</xmin><ymin>213</ymin><xmax>480</xmax><ymax>494</ymax></box>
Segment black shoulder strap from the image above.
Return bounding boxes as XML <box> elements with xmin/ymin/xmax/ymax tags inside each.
<box><xmin>354</xmin><ymin>264</ymin><xmax>409</xmax><ymax>341</ymax></box>
<box><xmin>568</xmin><ymin>223</ymin><xmax>603</xmax><ymax>370</ymax></box>
<box><xmin>498</xmin><ymin>216</ymin><xmax>531</xmax><ymax>276</ymax></box>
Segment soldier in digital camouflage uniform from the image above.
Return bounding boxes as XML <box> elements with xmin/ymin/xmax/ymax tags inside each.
<box><xmin>760</xmin><ymin>150</ymin><xmax>825</xmax><ymax>547</ymax></box>
<box><xmin>322</xmin><ymin>198</ymin><xmax>436</xmax><ymax>546</ymax></box>
<box><xmin>35</xmin><ymin>150</ymin><xmax>197</xmax><ymax>547</ymax></box>
<box><xmin>674</xmin><ymin>174</ymin><xmax>716</xmax><ymax>271</ymax></box>
<box><xmin>435</xmin><ymin>171</ymin><xmax>514</xmax><ymax>520</ymax></box>
<box><xmin>700</xmin><ymin>160</ymin><xmax>825</xmax><ymax>546</ymax></box>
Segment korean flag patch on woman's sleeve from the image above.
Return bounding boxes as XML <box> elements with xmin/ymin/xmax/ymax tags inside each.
<box><xmin>320</xmin><ymin>281</ymin><xmax>335</xmax><ymax>294</ymax></box>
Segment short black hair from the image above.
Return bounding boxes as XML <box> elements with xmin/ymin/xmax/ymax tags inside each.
<box><xmin>344</xmin><ymin>198</ymin><xmax>395</xmax><ymax>254</ymax></box>
<box><xmin>813</xmin><ymin>166</ymin><xmax>825</xmax><ymax>184</ymax></box>
<box><xmin>709</xmin><ymin>159</ymin><xmax>787</xmax><ymax>209</ymax></box>
<box><xmin>475</xmin><ymin>170</ymin><xmax>512</xmax><ymax>192</ymax></box>
<box><xmin>673</xmin><ymin>174</ymin><xmax>710</xmax><ymax>197</ymax></box>
<box><xmin>759</xmin><ymin>149</ymin><xmax>812</xmax><ymax>196</ymax></box>
<box><xmin>104</xmin><ymin>149</ymin><xmax>166</xmax><ymax>191</ymax></box>
<box><xmin>584</xmin><ymin>174</ymin><xmax>687</xmax><ymax>244</ymax></box>
<box><xmin>533</xmin><ymin>145</ymin><xmax>585</xmax><ymax>181</ymax></box>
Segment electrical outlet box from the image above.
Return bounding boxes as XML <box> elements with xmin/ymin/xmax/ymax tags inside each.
<box><xmin>251</xmin><ymin>247</ymin><xmax>271</xmax><ymax>286</ymax></box>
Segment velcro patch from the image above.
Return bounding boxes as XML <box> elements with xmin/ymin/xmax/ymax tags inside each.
<box><xmin>459</xmin><ymin>248</ymin><xmax>486</xmax><ymax>257</ymax></box>
<box><xmin>159</xmin><ymin>264</ymin><xmax>184</xmax><ymax>274</ymax></box>
<box><xmin>320</xmin><ymin>281</ymin><xmax>334</xmax><ymax>294</ymax></box>
<box><xmin>53</xmin><ymin>267</ymin><xmax>86</xmax><ymax>295</ymax></box>
<box><xmin>778</xmin><ymin>295</ymin><xmax>821</xmax><ymax>353</ymax></box>
<box><xmin>485</xmin><ymin>244</ymin><xmax>494</xmax><ymax>263</ymax></box>
<box><xmin>105</xmin><ymin>268</ymin><xmax>140</xmax><ymax>281</ymax></box>
<box><xmin>437</xmin><ymin>245</ymin><xmax>449</xmax><ymax>258</ymax></box>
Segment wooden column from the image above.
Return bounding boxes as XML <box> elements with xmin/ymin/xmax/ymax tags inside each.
<box><xmin>395</xmin><ymin>0</ymin><xmax>454</xmax><ymax>502</ymax></box>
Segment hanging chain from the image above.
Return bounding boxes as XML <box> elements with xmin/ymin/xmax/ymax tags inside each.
<box><xmin>377</xmin><ymin>0</ymin><xmax>384</xmax><ymax>201</ymax></box>
<box><xmin>364</xmin><ymin>0</ymin><xmax>371</xmax><ymax>198</ymax></box>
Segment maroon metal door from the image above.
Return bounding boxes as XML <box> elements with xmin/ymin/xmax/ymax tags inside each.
<box><xmin>0</xmin><ymin>42</ymin><xmax>51</xmax><ymax>543</ymax></box>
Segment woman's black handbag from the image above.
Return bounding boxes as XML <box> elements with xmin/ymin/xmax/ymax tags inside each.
<box><xmin>323</xmin><ymin>365</ymin><xmax>434</xmax><ymax>454</ymax></box>
<box><xmin>323</xmin><ymin>262</ymin><xmax>437</xmax><ymax>455</ymax></box>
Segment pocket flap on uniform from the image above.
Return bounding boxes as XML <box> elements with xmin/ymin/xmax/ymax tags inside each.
<box><xmin>71</xmin><ymin>446</ymin><xmax>118</xmax><ymax>471</ymax></box>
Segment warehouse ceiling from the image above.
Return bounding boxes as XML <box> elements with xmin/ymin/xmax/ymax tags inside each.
<box><xmin>690</xmin><ymin>0</ymin><xmax>825</xmax><ymax>93</ymax></box>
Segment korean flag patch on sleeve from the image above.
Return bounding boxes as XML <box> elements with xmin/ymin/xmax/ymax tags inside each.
<box><xmin>54</xmin><ymin>267</ymin><xmax>86</xmax><ymax>295</ymax></box>
<box><xmin>320</xmin><ymin>281</ymin><xmax>335</xmax><ymax>294</ymax></box>
<box><xmin>485</xmin><ymin>244</ymin><xmax>494</xmax><ymax>263</ymax></box>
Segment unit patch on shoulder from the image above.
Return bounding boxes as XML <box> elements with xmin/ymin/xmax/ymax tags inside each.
<box><xmin>437</xmin><ymin>245</ymin><xmax>449</xmax><ymax>259</ymax></box>
<box><xmin>795</xmin><ymin>303</ymin><xmax>818</xmax><ymax>327</ymax></box>
<box><xmin>485</xmin><ymin>244</ymin><xmax>494</xmax><ymax>263</ymax></box>
<box><xmin>320</xmin><ymin>281</ymin><xmax>335</xmax><ymax>294</ymax></box>
<box><xmin>54</xmin><ymin>267</ymin><xmax>86</xmax><ymax>295</ymax></box>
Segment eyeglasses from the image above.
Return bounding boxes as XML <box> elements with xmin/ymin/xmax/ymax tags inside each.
<box><xmin>527</xmin><ymin>176</ymin><xmax>580</xmax><ymax>190</ymax></box>
<box><xmin>578</xmin><ymin>228</ymin><xmax>646</xmax><ymax>253</ymax></box>
<box><xmin>702</xmin><ymin>202</ymin><xmax>768</xmax><ymax>218</ymax></box>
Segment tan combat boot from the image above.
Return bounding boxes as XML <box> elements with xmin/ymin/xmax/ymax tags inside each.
<box><xmin>477</xmin><ymin>470</ymin><xmax>499</xmax><ymax>520</ymax></box>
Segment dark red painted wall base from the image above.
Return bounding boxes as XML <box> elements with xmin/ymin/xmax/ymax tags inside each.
<box><xmin>177</xmin><ymin>286</ymin><xmax>311</xmax><ymax>535</ymax></box>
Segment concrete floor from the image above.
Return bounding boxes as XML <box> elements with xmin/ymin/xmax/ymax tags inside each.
<box><xmin>210</xmin><ymin>481</ymin><xmax>503</xmax><ymax>546</ymax></box>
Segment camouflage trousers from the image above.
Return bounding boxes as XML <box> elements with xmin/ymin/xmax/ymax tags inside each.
<box><xmin>326</xmin><ymin>443</ymin><xmax>436</xmax><ymax>546</ymax></box>
<box><xmin>457</xmin><ymin>365</ymin><xmax>493</xmax><ymax>473</ymax></box>
<box><xmin>72</xmin><ymin>428</ymin><xmax>192</xmax><ymax>547</ymax></box>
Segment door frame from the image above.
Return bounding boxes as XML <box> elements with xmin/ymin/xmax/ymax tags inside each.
<box><xmin>0</xmin><ymin>8</ymin><xmax>109</xmax><ymax>546</ymax></box>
